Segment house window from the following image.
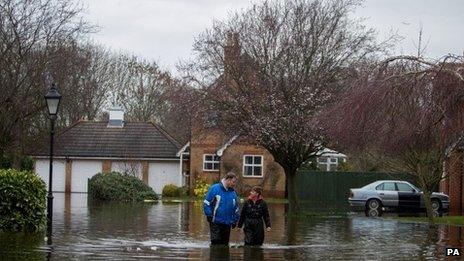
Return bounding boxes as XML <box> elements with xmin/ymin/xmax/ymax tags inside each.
<box><xmin>243</xmin><ymin>155</ymin><xmax>263</xmax><ymax>177</ymax></box>
<box><xmin>317</xmin><ymin>156</ymin><xmax>344</xmax><ymax>171</ymax></box>
<box><xmin>203</xmin><ymin>154</ymin><xmax>220</xmax><ymax>171</ymax></box>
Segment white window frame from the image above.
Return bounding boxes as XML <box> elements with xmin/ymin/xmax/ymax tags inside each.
<box><xmin>203</xmin><ymin>154</ymin><xmax>220</xmax><ymax>171</ymax></box>
<box><xmin>243</xmin><ymin>155</ymin><xmax>264</xmax><ymax>178</ymax></box>
<box><xmin>317</xmin><ymin>156</ymin><xmax>340</xmax><ymax>171</ymax></box>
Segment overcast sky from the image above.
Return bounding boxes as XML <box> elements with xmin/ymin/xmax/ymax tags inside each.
<box><xmin>80</xmin><ymin>0</ymin><xmax>464</xmax><ymax>72</ymax></box>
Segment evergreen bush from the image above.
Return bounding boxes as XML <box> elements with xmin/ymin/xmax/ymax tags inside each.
<box><xmin>0</xmin><ymin>169</ymin><xmax>46</xmax><ymax>232</ymax></box>
<box><xmin>88</xmin><ymin>172</ymin><xmax>158</xmax><ymax>202</ymax></box>
<box><xmin>162</xmin><ymin>184</ymin><xmax>181</xmax><ymax>197</ymax></box>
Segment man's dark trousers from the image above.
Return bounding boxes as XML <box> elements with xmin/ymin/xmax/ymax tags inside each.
<box><xmin>209</xmin><ymin>222</ymin><xmax>231</xmax><ymax>245</ymax></box>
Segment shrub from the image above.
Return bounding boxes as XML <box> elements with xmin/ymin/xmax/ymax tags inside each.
<box><xmin>180</xmin><ymin>186</ymin><xmax>189</xmax><ymax>197</ymax></box>
<box><xmin>89</xmin><ymin>172</ymin><xmax>158</xmax><ymax>202</ymax></box>
<box><xmin>193</xmin><ymin>177</ymin><xmax>210</xmax><ymax>198</ymax></box>
<box><xmin>337</xmin><ymin>161</ymin><xmax>356</xmax><ymax>172</ymax></box>
<box><xmin>162</xmin><ymin>184</ymin><xmax>181</xmax><ymax>197</ymax></box>
<box><xmin>0</xmin><ymin>169</ymin><xmax>46</xmax><ymax>232</ymax></box>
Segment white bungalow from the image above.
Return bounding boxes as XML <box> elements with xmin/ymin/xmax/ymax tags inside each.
<box><xmin>31</xmin><ymin>107</ymin><xmax>183</xmax><ymax>194</ymax></box>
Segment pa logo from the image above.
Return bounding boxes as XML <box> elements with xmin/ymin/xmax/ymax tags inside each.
<box><xmin>446</xmin><ymin>248</ymin><xmax>461</xmax><ymax>256</ymax></box>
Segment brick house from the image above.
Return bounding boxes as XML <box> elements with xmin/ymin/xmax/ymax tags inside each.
<box><xmin>178</xmin><ymin>128</ymin><xmax>286</xmax><ymax>198</ymax></box>
<box><xmin>440</xmin><ymin>136</ymin><xmax>464</xmax><ymax>215</ymax></box>
<box><xmin>174</xmin><ymin>33</ymin><xmax>286</xmax><ymax>198</ymax></box>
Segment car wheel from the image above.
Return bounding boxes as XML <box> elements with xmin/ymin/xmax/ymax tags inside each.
<box><xmin>431</xmin><ymin>199</ymin><xmax>441</xmax><ymax>212</ymax></box>
<box><xmin>367</xmin><ymin>199</ymin><xmax>381</xmax><ymax>211</ymax></box>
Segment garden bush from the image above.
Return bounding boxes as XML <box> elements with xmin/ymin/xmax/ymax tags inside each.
<box><xmin>193</xmin><ymin>177</ymin><xmax>210</xmax><ymax>198</ymax></box>
<box><xmin>162</xmin><ymin>184</ymin><xmax>181</xmax><ymax>197</ymax></box>
<box><xmin>89</xmin><ymin>172</ymin><xmax>158</xmax><ymax>202</ymax></box>
<box><xmin>0</xmin><ymin>169</ymin><xmax>46</xmax><ymax>232</ymax></box>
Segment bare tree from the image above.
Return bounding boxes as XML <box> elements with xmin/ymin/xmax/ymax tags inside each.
<box><xmin>158</xmin><ymin>82</ymin><xmax>201</xmax><ymax>143</ymax></box>
<box><xmin>183</xmin><ymin>0</ymin><xmax>389</xmax><ymax>211</ymax></box>
<box><xmin>324</xmin><ymin>54</ymin><xmax>464</xmax><ymax>222</ymax></box>
<box><xmin>114</xmin><ymin>56</ymin><xmax>171</xmax><ymax>123</ymax></box>
<box><xmin>0</xmin><ymin>0</ymin><xmax>90</xmax><ymax>167</ymax></box>
<box><xmin>56</xmin><ymin>43</ymin><xmax>114</xmax><ymax>124</ymax></box>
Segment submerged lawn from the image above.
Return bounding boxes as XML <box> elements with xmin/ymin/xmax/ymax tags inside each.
<box><xmin>391</xmin><ymin>216</ymin><xmax>464</xmax><ymax>226</ymax></box>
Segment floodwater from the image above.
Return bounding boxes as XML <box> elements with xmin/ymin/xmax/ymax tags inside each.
<box><xmin>1</xmin><ymin>193</ymin><xmax>463</xmax><ymax>260</ymax></box>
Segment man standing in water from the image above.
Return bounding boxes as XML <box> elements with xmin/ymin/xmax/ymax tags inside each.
<box><xmin>203</xmin><ymin>172</ymin><xmax>240</xmax><ymax>246</ymax></box>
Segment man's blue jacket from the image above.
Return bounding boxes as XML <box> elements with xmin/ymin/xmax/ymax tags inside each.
<box><xmin>203</xmin><ymin>182</ymin><xmax>240</xmax><ymax>225</ymax></box>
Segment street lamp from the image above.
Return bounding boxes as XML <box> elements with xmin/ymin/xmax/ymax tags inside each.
<box><xmin>44</xmin><ymin>83</ymin><xmax>61</xmax><ymax>241</ymax></box>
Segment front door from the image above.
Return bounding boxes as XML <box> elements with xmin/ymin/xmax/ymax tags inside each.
<box><xmin>396</xmin><ymin>182</ymin><xmax>421</xmax><ymax>209</ymax></box>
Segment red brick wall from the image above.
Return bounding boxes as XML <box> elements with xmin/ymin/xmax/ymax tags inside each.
<box><xmin>189</xmin><ymin>131</ymin><xmax>286</xmax><ymax>198</ymax></box>
<box><xmin>443</xmin><ymin>151</ymin><xmax>464</xmax><ymax>215</ymax></box>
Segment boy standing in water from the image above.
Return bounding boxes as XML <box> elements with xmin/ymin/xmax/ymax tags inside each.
<box><xmin>238</xmin><ymin>186</ymin><xmax>271</xmax><ymax>246</ymax></box>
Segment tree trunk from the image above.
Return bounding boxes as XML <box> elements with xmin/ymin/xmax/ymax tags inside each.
<box><xmin>11</xmin><ymin>123</ymin><xmax>22</xmax><ymax>169</ymax></box>
<box><xmin>417</xmin><ymin>171</ymin><xmax>435</xmax><ymax>224</ymax></box>
<box><xmin>422</xmin><ymin>190</ymin><xmax>435</xmax><ymax>224</ymax></box>
<box><xmin>285</xmin><ymin>169</ymin><xmax>300</xmax><ymax>213</ymax></box>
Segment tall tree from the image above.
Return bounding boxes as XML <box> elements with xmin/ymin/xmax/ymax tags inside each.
<box><xmin>159</xmin><ymin>83</ymin><xmax>200</xmax><ymax>144</ymax></box>
<box><xmin>184</xmin><ymin>0</ymin><xmax>388</xmax><ymax>211</ymax></box>
<box><xmin>114</xmin><ymin>55</ymin><xmax>170</xmax><ymax>123</ymax></box>
<box><xmin>54</xmin><ymin>43</ymin><xmax>115</xmax><ymax>124</ymax></box>
<box><xmin>0</xmin><ymin>0</ymin><xmax>90</xmax><ymax>167</ymax></box>
<box><xmin>324</xmin><ymin>54</ymin><xmax>464</xmax><ymax>222</ymax></box>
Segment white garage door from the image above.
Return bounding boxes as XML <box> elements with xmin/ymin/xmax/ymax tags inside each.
<box><xmin>148</xmin><ymin>161</ymin><xmax>181</xmax><ymax>194</ymax></box>
<box><xmin>72</xmin><ymin>160</ymin><xmax>102</xmax><ymax>193</ymax></box>
<box><xmin>35</xmin><ymin>159</ymin><xmax>66</xmax><ymax>192</ymax></box>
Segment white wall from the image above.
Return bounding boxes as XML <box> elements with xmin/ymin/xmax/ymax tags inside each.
<box><xmin>149</xmin><ymin>161</ymin><xmax>181</xmax><ymax>194</ymax></box>
<box><xmin>35</xmin><ymin>159</ymin><xmax>66</xmax><ymax>192</ymax></box>
<box><xmin>72</xmin><ymin>160</ymin><xmax>102</xmax><ymax>193</ymax></box>
<box><xmin>35</xmin><ymin>159</ymin><xmax>181</xmax><ymax>194</ymax></box>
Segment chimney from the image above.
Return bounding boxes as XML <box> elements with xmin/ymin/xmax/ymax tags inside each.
<box><xmin>108</xmin><ymin>105</ymin><xmax>124</xmax><ymax>128</ymax></box>
<box><xmin>224</xmin><ymin>32</ymin><xmax>240</xmax><ymax>71</ymax></box>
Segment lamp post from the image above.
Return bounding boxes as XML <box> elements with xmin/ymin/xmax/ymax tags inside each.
<box><xmin>44</xmin><ymin>83</ymin><xmax>61</xmax><ymax>241</ymax></box>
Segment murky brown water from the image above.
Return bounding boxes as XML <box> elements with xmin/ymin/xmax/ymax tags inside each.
<box><xmin>1</xmin><ymin>193</ymin><xmax>463</xmax><ymax>260</ymax></box>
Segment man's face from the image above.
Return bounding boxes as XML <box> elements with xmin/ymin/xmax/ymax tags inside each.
<box><xmin>227</xmin><ymin>178</ymin><xmax>237</xmax><ymax>188</ymax></box>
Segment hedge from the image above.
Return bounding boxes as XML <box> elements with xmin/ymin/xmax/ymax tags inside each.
<box><xmin>0</xmin><ymin>169</ymin><xmax>46</xmax><ymax>232</ymax></box>
<box><xmin>88</xmin><ymin>172</ymin><xmax>158</xmax><ymax>202</ymax></box>
<box><xmin>162</xmin><ymin>184</ymin><xmax>181</xmax><ymax>197</ymax></box>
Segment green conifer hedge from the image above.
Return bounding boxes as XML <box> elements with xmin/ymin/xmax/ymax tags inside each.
<box><xmin>0</xmin><ymin>169</ymin><xmax>46</xmax><ymax>232</ymax></box>
<box><xmin>89</xmin><ymin>172</ymin><xmax>158</xmax><ymax>202</ymax></box>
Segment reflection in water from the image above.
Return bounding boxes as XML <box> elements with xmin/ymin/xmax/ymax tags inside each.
<box><xmin>244</xmin><ymin>246</ymin><xmax>264</xmax><ymax>261</ymax></box>
<box><xmin>0</xmin><ymin>193</ymin><xmax>463</xmax><ymax>260</ymax></box>
<box><xmin>0</xmin><ymin>232</ymin><xmax>46</xmax><ymax>260</ymax></box>
<box><xmin>210</xmin><ymin>245</ymin><xmax>231</xmax><ymax>260</ymax></box>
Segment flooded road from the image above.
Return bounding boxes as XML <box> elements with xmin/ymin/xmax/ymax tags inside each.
<box><xmin>0</xmin><ymin>193</ymin><xmax>463</xmax><ymax>260</ymax></box>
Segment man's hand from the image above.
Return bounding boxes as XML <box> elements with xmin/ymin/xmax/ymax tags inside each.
<box><xmin>206</xmin><ymin>216</ymin><xmax>212</xmax><ymax>223</ymax></box>
<box><xmin>266</xmin><ymin>227</ymin><xmax>271</xmax><ymax>232</ymax></box>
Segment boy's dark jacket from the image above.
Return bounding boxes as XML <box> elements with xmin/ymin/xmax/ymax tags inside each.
<box><xmin>237</xmin><ymin>198</ymin><xmax>271</xmax><ymax>245</ymax></box>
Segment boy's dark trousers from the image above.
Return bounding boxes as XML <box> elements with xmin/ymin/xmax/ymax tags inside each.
<box><xmin>243</xmin><ymin>217</ymin><xmax>265</xmax><ymax>246</ymax></box>
<box><xmin>209</xmin><ymin>222</ymin><xmax>231</xmax><ymax>245</ymax></box>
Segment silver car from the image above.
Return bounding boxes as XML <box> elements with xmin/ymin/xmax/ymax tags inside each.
<box><xmin>348</xmin><ymin>180</ymin><xmax>450</xmax><ymax>216</ymax></box>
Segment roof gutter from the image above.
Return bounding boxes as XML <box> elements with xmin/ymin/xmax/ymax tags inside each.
<box><xmin>217</xmin><ymin>135</ymin><xmax>239</xmax><ymax>157</ymax></box>
<box><xmin>31</xmin><ymin>156</ymin><xmax>183</xmax><ymax>161</ymax></box>
<box><xmin>176</xmin><ymin>142</ymin><xmax>190</xmax><ymax>157</ymax></box>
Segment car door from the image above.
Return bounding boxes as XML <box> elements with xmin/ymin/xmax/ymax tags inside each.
<box><xmin>396</xmin><ymin>182</ymin><xmax>421</xmax><ymax>209</ymax></box>
<box><xmin>376</xmin><ymin>182</ymin><xmax>398</xmax><ymax>207</ymax></box>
